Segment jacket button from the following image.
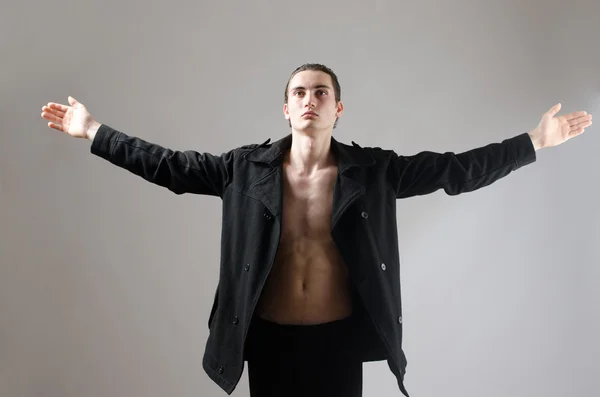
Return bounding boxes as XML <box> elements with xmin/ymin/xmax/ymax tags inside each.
<box><xmin>398</xmin><ymin>316</ymin><xmax>402</xmax><ymax>324</ymax></box>
<box><xmin>218</xmin><ymin>365</ymin><xmax>224</xmax><ymax>374</ymax></box>
<box><xmin>380</xmin><ymin>263</ymin><xmax>386</xmax><ymax>271</ymax></box>
<box><xmin>233</xmin><ymin>316</ymin><xmax>239</xmax><ymax>325</ymax></box>
<box><xmin>361</xmin><ymin>211</ymin><xmax>368</xmax><ymax>219</ymax></box>
<box><xmin>244</xmin><ymin>264</ymin><xmax>250</xmax><ymax>271</ymax></box>
<box><xmin>263</xmin><ymin>212</ymin><xmax>272</xmax><ymax>220</ymax></box>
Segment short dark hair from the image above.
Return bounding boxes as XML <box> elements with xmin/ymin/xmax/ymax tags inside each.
<box><xmin>284</xmin><ymin>63</ymin><xmax>341</xmax><ymax>128</ymax></box>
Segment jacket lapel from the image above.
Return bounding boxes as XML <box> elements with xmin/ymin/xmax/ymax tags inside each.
<box><xmin>242</xmin><ymin>134</ymin><xmax>376</xmax><ymax>228</ymax></box>
<box><xmin>241</xmin><ymin>135</ymin><xmax>288</xmax><ymax>218</ymax></box>
<box><xmin>330</xmin><ymin>137</ymin><xmax>376</xmax><ymax>230</ymax></box>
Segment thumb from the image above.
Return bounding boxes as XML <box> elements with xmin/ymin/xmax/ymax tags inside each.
<box><xmin>68</xmin><ymin>96</ymin><xmax>80</xmax><ymax>107</ymax></box>
<box><xmin>546</xmin><ymin>103</ymin><xmax>561</xmax><ymax>117</ymax></box>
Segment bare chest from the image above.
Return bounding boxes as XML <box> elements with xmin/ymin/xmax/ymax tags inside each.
<box><xmin>280</xmin><ymin>167</ymin><xmax>337</xmax><ymax>240</ymax></box>
<box><xmin>255</xmin><ymin>163</ymin><xmax>352</xmax><ymax>323</ymax></box>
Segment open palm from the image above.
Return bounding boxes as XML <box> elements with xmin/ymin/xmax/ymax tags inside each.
<box><xmin>531</xmin><ymin>103</ymin><xmax>593</xmax><ymax>149</ymax></box>
<box><xmin>41</xmin><ymin>96</ymin><xmax>96</xmax><ymax>139</ymax></box>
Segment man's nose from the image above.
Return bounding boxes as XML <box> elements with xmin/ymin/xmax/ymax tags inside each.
<box><xmin>304</xmin><ymin>93</ymin><xmax>316</xmax><ymax>108</ymax></box>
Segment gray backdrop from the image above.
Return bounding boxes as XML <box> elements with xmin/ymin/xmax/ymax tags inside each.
<box><xmin>2</xmin><ymin>0</ymin><xmax>599</xmax><ymax>396</ymax></box>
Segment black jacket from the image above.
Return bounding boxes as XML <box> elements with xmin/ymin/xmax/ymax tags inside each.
<box><xmin>90</xmin><ymin>125</ymin><xmax>536</xmax><ymax>396</ymax></box>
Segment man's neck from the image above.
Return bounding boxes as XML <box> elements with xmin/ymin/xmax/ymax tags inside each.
<box><xmin>286</xmin><ymin>129</ymin><xmax>335</xmax><ymax>176</ymax></box>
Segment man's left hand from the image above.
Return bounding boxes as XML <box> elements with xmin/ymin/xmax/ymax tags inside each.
<box><xmin>528</xmin><ymin>103</ymin><xmax>592</xmax><ymax>150</ymax></box>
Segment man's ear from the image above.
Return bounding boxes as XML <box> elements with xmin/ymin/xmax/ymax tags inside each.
<box><xmin>336</xmin><ymin>101</ymin><xmax>344</xmax><ymax>118</ymax></box>
<box><xmin>283</xmin><ymin>103</ymin><xmax>290</xmax><ymax>120</ymax></box>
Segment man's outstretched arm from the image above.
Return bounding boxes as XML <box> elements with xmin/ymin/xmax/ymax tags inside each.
<box><xmin>41</xmin><ymin>96</ymin><xmax>234</xmax><ymax>196</ymax></box>
<box><xmin>387</xmin><ymin>103</ymin><xmax>592</xmax><ymax>199</ymax></box>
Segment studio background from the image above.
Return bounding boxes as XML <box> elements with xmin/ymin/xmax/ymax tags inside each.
<box><xmin>1</xmin><ymin>0</ymin><xmax>599</xmax><ymax>396</ymax></box>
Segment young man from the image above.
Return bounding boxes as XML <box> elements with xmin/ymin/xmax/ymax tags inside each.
<box><xmin>41</xmin><ymin>63</ymin><xmax>592</xmax><ymax>397</ymax></box>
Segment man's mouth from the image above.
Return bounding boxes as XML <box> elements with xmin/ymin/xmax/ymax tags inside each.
<box><xmin>302</xmin><ymin>111</ymin><xmax>317</xmax><ymax>117</ymax></box>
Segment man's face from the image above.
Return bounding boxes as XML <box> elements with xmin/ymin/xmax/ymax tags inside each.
<box><xmin>283</xmin><ymin>70</ymin><xmax>343</xmax><ymax>133</ymax></box>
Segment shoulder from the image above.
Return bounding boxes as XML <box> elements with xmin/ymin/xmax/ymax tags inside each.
<box><xmin>223</xmin><ymin>138</ymin><xmax>272</xmax><ymax>156</ymax></box>
<box><xmin>345</xmin><ymin>139</ymin><xmax>396</xmax><ymax>160</ymax></box>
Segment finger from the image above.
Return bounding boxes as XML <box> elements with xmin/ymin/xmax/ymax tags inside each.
<box><xmin>569</xmin><ymin>115</ymin><xmax>592</xmax><ymax>127</ymax></box>
<box><xmin>41</xmin><ymin>111</ymin><xmax>63</xmax><ymax>124</ymax></box>
<box><xmin>48</xmin><ymin>122</ymin><xmax>64</xmax><ymax>132</ymax></box>
<box><xmin>42</xmin><ymin>106</ymin><xmax>66</xmax><ymax>118</ymax></box>
<box><xmin>573</xmin><ymin>119</ymin><xmax>593</xmax><ymax>129</ymax></box>
<box><xmin>565</xmin><ymin>111</ymin><xmax>588</xmax><ymax>120</ymax></box>
<box><xmin>47</xmin><ymin>102</ymin><xmax>69</xmax><ymax>112</ymax></box>
<box><xmin>568</xmin><ymin>120</ymin><xmax>591</xmax><ymax>137</ymax></box>
<box><xmin>568</xmin><ymin>127</ymin><xmax>586</xmax><ymax>138</ymax></box>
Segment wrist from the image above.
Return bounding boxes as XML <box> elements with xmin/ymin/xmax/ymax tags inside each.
<box><xmin>86</xmin><ymin>121</ymin><xmax>101</xmax><ymax>141</ymax></box>
<box><xmin>528</xmin><ymin>129</ymin><xmax>543</xmax><ymax>151</ymax></box>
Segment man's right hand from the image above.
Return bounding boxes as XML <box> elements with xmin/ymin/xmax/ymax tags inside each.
<box><xmin>41</xmin><ymin>96</ymin><xmax>101</xmax><ymax>141</ymax></box>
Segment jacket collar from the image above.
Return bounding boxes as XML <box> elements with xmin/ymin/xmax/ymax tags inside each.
<box><xmin>243</xmin><ymin>133</ymin><xmax>376</xmax><ymax>172</ymax></box>
<box><xmin>241</xmin><ymin>133</ymin><xmax>375</xmax><ymax>228</ymax></box>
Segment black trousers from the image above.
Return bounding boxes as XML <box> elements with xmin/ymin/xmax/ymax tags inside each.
<box><xmin>244</xmin><ymin>314</ymin><xmax>363</xmax><ymax>397</ymax></box>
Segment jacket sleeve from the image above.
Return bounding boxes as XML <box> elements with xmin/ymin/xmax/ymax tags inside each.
<box><xmin>388</xmin><ymin>132</ymin><xmax>537</xmax><ymax>199</ymax></box>
<box><xmin>90</xmin><ymin>124</ymin><xmax>235</xmax><ymax>197</ymax></box>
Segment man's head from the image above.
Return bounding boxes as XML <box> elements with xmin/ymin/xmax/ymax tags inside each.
<box><xmin>283</xmin><ymin>63</ymin><xmax>344</xmax><ymax>133</ymax></box>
